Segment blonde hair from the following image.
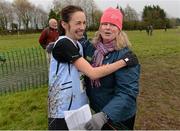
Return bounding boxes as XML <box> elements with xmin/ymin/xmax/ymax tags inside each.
<box><xmin>92</xmin><ymin>31</ymin><xmax>131</xmax><ymax>50</ymax></box>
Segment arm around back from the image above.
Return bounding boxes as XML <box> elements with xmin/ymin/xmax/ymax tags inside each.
<box><xmin>73</xmin><ymin>57</ymin><xmax>126</xmax><ymax>80</ymax></box>
<box><xmin>52</xmin><ymin>37</ymin><xmax>138</xmax><ymax>80</ymax></box>
<box><xmin>52</xmin><ymin>37</ymin><xmax>126</xmax><ymax>79</ymax></box>
<box><xmin>74</xmin><ymin>48</ymin><xmax>139</xmax><ymax>80</ymax></box>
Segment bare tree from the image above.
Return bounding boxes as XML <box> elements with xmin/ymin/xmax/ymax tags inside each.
<box><xmin>124</xmin><ymin>5</ymin><xmax>139</xmax><ymax>21</ymax></box>
<box><xmin>12</xmin><ymin>0</ymin><xmax>34</xmax><ymax>30</ymax></box>
<box><xmin>30</xmin><ymin>5</ymin><xmax>48</xmax><ymax>29</ymax></box>
<box><xmin>52</xmin><ymin>0</ymin><xmax>71</xmax><ymax>13</ymax></box>
<box><xmin>12</xmin><ymin>5</ymin><xmax>22</xmax><ymax>30</ymax></box>
<box><xmin>37</xmin><ymin>8</ymin><xmax>48</xmax><ymax>29</ymax></box>
<box><xmin>0</xmin><ymin>0</ymin><xmax>14</xmax><ymax>30</ymax></box>
<box><xmin>85</xmin><ymin>0</ymin><xmax>98</xmax><ymax>27</ymax></box>
<box><xmin>0</xmin><ymin>0</ymin><xmax>8</xmax><ymax>30</ymax></box>
<box><xmin>52</xmin><ymin>0</ymin><xmax>98</xmax><ymax>27</ymax></box>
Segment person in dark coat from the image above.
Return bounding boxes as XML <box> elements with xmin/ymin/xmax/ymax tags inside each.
<box><xmin>83</xmin><ymin>7</ymin><xmax>141</xmax><ymax>130</ymax></box>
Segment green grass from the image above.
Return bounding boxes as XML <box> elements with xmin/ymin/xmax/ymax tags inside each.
<box><xmin>0</xmin><ymin>33</ymin><xmax>40</xmax><ymax>52</ymax></box>
<box><xmin>126</xmin><ymin>29</ymin><xmax>180</xmax><ymax>129</ymax></box>
<box><xmin>127</xmin><ymin>29</ymin><xmax>180</xmax><ymax>58</ymax></box>
<box><xmin>0</xmin><ymin>29</ymin><xmax>180</xmax><ymax>129</ymax></box>
<box><xmin>0</xmin><ymin>87</ymin><xmax>48</xmax><ymax>130</ymax></box>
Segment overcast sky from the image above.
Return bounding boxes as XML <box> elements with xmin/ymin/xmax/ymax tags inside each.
<box><xmin>5</xmin><ymin>0</ymin><xmax>180</xmax><ymax>18</ymax></box>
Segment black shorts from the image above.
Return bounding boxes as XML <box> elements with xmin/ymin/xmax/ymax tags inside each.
<box><xmin>48</xmin><ymin>118</ymin><xmax>68</xmax><ymax>130</ymax></box>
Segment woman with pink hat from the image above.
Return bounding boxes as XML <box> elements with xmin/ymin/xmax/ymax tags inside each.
<box><xmin>83</xmin><ymin>7</ymin><xmax>141</xmax><ymax>130</ymax></box>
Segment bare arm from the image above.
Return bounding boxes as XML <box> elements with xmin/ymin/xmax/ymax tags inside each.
<box><xmin>52</xmin><ymin>38</ymin><xmax>137</xmax><ymax>80</ymax></box>
<box><xmin>73</xmin><ymin>57</ymin><xmax>126</xmax><ymax>80</ymax></box>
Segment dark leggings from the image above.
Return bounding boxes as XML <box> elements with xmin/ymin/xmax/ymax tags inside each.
<box><xmin>102</xmin><ymin>115</ymin><xmax>136</xmax><ymax>130</ymax></box>
<box><xmin>48</xmin><ymin>118</ymin><xmax>68</xmax><ymax>130</ymax></box>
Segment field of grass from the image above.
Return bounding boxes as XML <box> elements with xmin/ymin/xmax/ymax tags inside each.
<box><xmin>0</xmin><ymin>28</ymin><xmax>180</xmax><ymax>129</ymax></box>
<box><xmin>0</xmin><ymin>33</ymin><xmax>40</xmax><ymax>52</ymax></box>
<box><xmin>127</xmin><ymin>29</ymin><xmax>180</xmax><ymax>129</ymax></box>
<box><xmin>0</xmin><ymin>87</ymin><xmax>48</xmax><ymax>130</ymax></box>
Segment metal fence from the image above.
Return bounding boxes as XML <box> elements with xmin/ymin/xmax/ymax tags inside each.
<box><xmin>0</xmin><ymin>47</ymin><xmax>48</xmax><ymax>95</ymax></box>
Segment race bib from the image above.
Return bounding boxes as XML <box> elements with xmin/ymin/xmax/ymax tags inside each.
<box><xmin>80</xmin><ymin>74</ymin><xmax>85</xmax><ymax>93</ymax></box>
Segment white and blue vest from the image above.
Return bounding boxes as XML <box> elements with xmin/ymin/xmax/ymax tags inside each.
<box><xmin>48</xmin><ymin>36</ymin><xmax>88</xmax><ymax>118</ymax></box>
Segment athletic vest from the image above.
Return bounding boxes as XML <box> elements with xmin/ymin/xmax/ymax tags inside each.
<box><xmin>48</xmin><ymin>36</ymin><xmax>88</xmax><ymax>118</ymax></box>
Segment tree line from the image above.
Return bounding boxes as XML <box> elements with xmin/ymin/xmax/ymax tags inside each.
<box><xmin>0</xmin><ymin>0</ymin><xmax>48</xmax><ymax>33</ymax></box>
<box><xmin>0</xmin><ymin>0</ymin><xmax>180</xmax><ymax>34</ymax></box>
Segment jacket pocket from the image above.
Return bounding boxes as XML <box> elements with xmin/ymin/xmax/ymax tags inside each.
<box><xmin>60</xmin><ymin>81</ymin><xmax>73</xmax><ymax>110</ymax></box>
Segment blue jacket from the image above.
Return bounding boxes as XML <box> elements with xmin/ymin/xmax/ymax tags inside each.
<box><xmin>83</xmin><ymin>42</ymin><xmax>140</xmax><ymax>123</ymax></box>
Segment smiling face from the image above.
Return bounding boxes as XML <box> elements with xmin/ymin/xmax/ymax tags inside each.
<box><xmin>62</xmin><ymin>11</ymin><xmax>86</xmax><ymax>41</ymax></box>
<box><xmin>49</xmin><ymin>19</ymin><xmax>58</xmax><ymax>29</ymax></box>
<box><xmin>99</xmin><ymin>22</ymin><xmax>120</xmax><ymax>43</ymax></box>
